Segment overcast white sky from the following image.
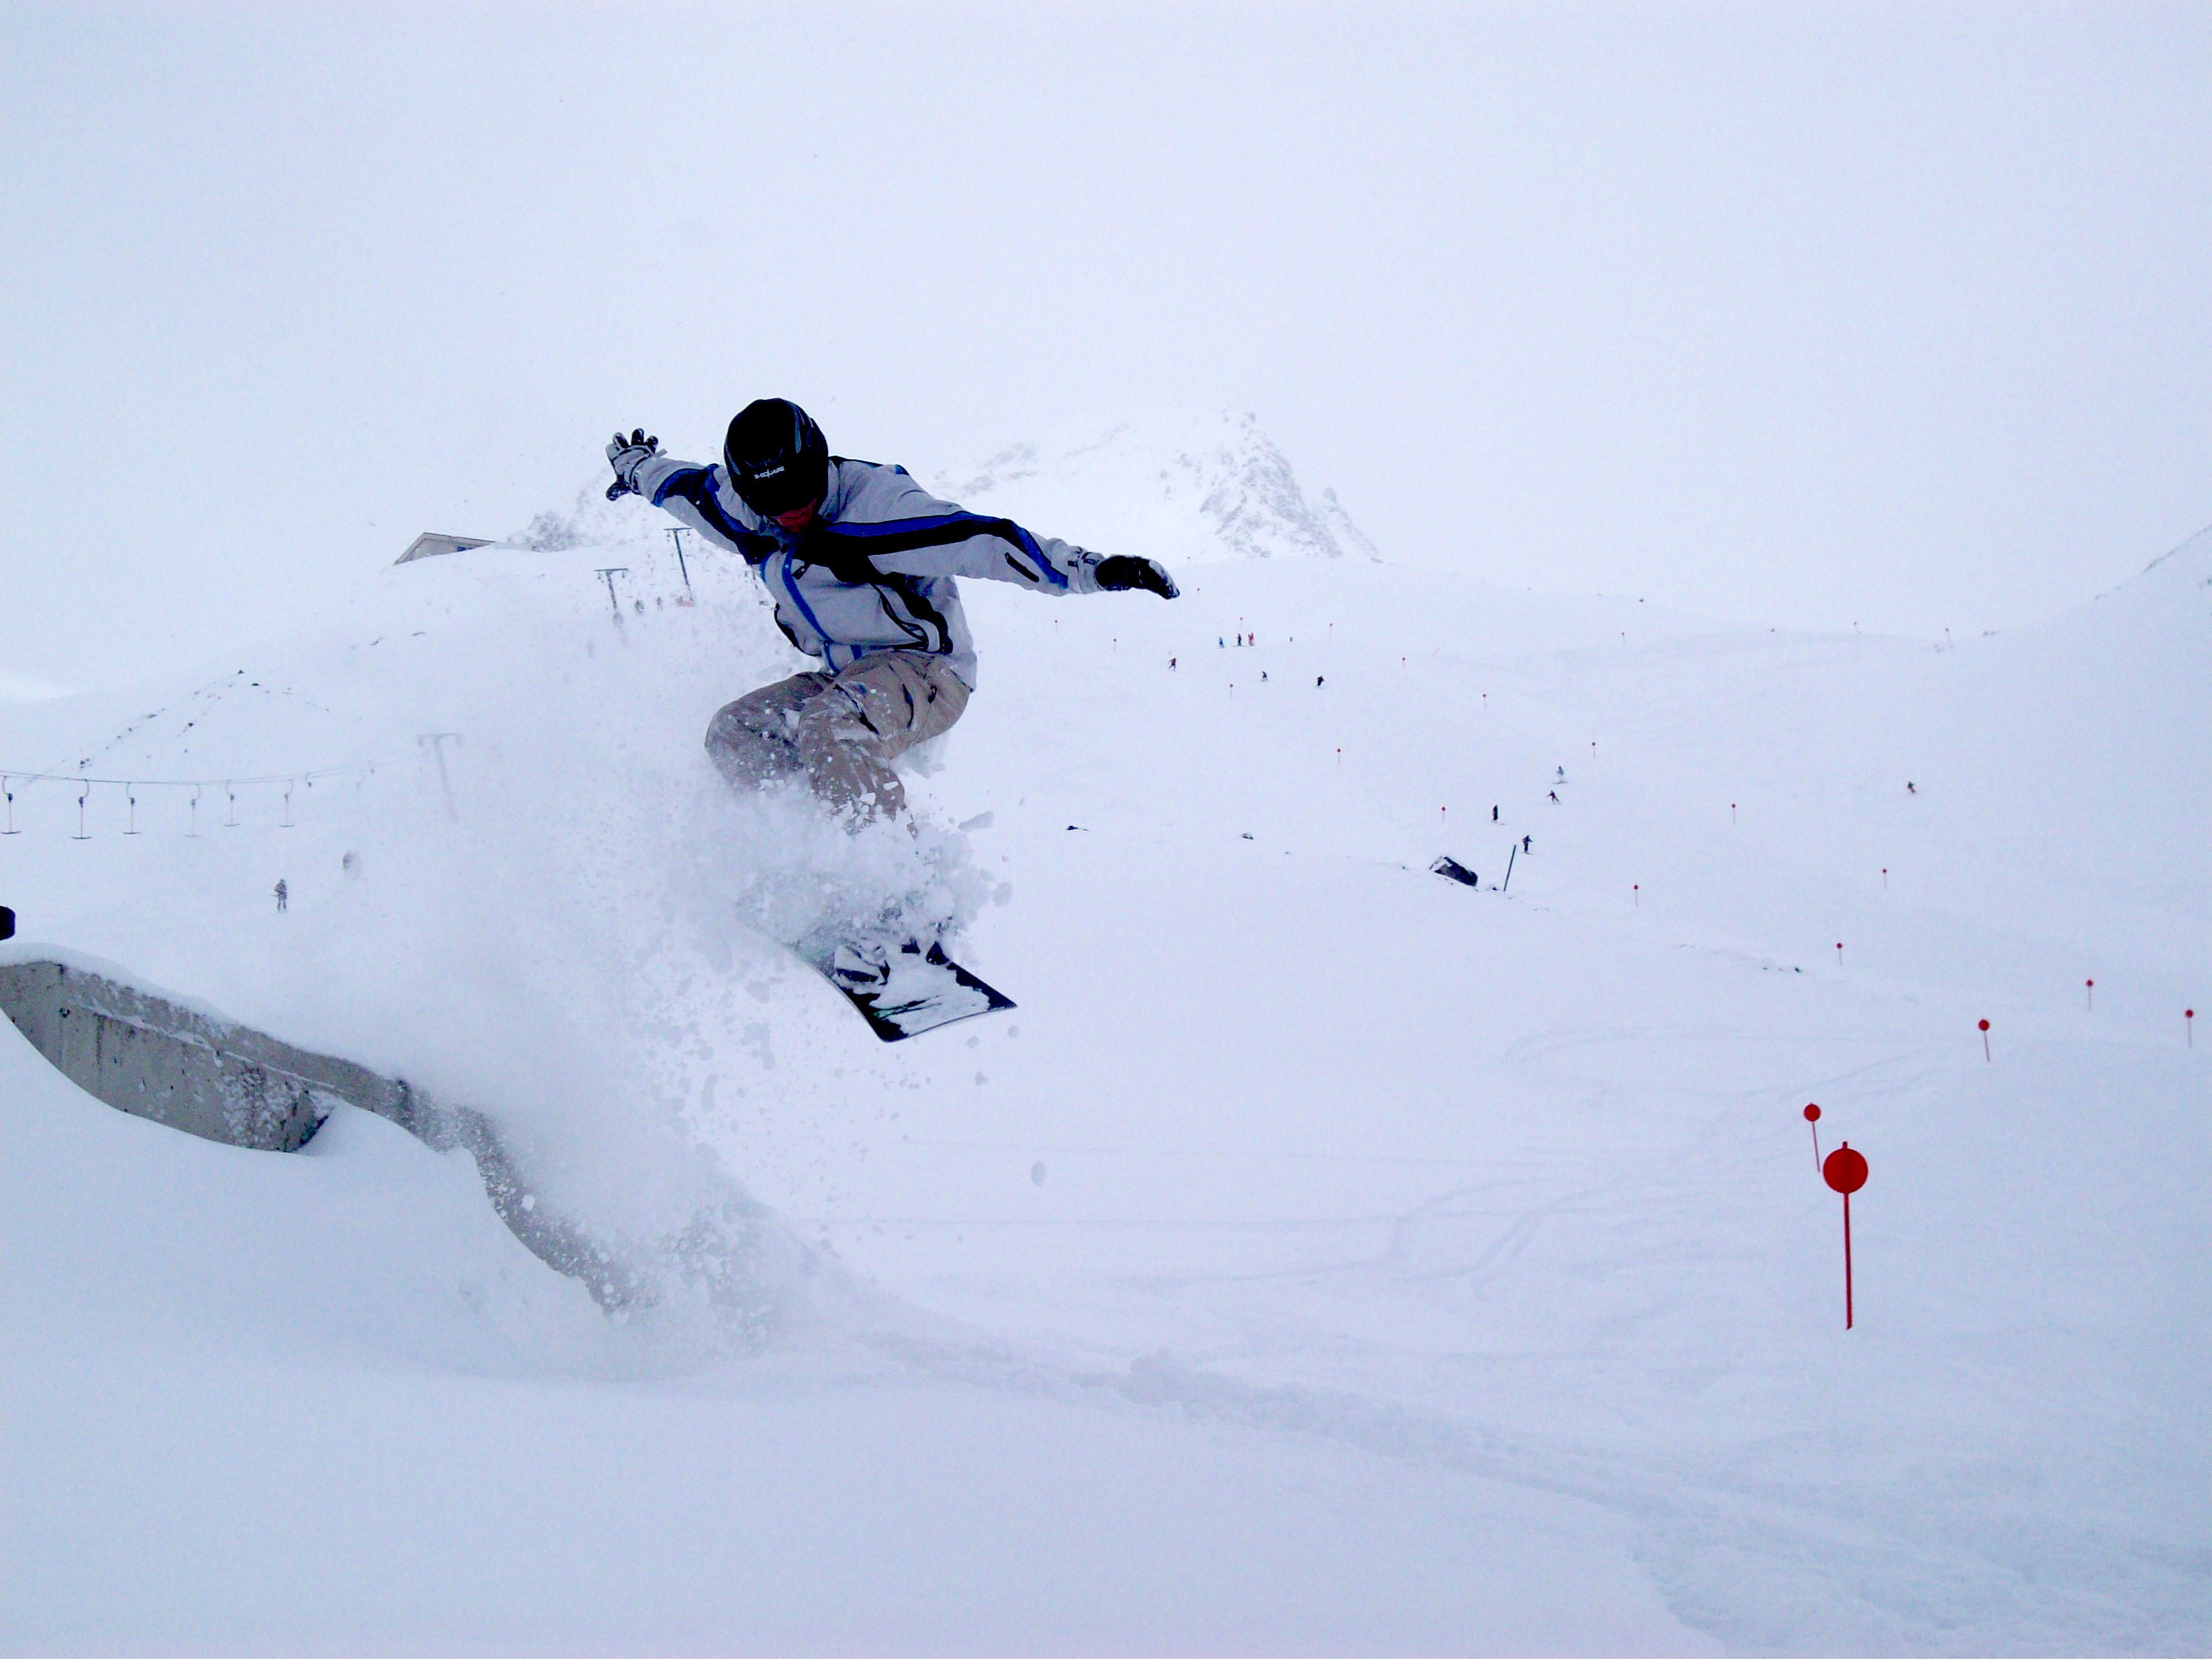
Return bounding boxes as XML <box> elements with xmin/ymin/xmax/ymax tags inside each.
<box><xmin>3</xmin><ymin>1</ymin><xmax>2205</xmax><ymax>691</ymax></box>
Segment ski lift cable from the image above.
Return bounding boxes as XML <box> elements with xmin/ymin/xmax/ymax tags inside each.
<box><xmin>0</xmin><ymin>763</ymin><xmax>376</xmax><ymax>789</ymax></box>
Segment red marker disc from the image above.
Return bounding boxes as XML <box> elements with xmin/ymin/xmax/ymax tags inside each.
<box><xmin>1978</xmin><ymin>1019</ymin><xmax>1990</xmax><ymax>1032</ymax></box>
<box><xmin>1823</xmin><ymin>1146</ymin><xmax>1868</xmax><ymax>1195</ymax></box>
<box><xmin>1803</xmin><ymin>1103</ymin><xmax>1821</xmax><ymax>1122</ymax></box>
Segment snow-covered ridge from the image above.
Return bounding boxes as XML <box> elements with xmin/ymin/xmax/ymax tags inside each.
<box><xmin>2095</xmin><ymin>518</ymin><xmax>2212</xmax><ymax>601</ymax></box>
<box><xmin>935</xmin><ymin>409</ymin><xmax>1379</xmax><ymax>567</ymax></box>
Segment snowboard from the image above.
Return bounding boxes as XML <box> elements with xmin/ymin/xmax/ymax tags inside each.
<box><xmin>803</xmin><ymin>937</ymin><xmax>1015</xmax><ymax>1042</ymax></box>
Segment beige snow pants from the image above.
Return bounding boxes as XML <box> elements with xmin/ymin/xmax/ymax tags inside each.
<box><xmin>705</xmin><ymin>650</ymin><xmax>970</xmax><ymax>822</ymax></box>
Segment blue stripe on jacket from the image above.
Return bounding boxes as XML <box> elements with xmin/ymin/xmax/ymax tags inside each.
<box><xmin>777</xmin><ymin>550</ymin><xmax>845</xmax><ymax>666</ymax></box>
<box><xmin>654</xmin><ymin>466</ymin><xmax>772</xmax><ymax>560</ymax></box>
<box><xmin>817</xmin><ymin>511</ymin><xmax>1069</xmax><ymax>590</ymax></box>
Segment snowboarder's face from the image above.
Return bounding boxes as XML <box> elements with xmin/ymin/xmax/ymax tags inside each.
<box><xmin>772</xmin><ymin>497</ymin><xmax>821</xmax><ymax>532</ymax></box>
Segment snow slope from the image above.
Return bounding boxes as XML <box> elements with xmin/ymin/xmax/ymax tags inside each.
<box><xmin>2</xmin><ymin>511</ymin><xmax>2206</xmax><ymax>1653</ymax></box>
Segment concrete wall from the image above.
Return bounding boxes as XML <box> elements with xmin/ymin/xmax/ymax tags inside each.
<box><xmin>0</xmin><ymin>959</ymin><xmax>639</xmax><ymax>1309</ymax></box>
<box><xmin>0</xmin><ymin>961</ymin><xmax>347</xmax><ymax>1151</ymax></box>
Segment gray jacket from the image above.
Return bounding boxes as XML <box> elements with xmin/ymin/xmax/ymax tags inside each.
<box><xmin>632</xmin><ymin>452</ymin><xmax>1106</xmax><ymax>686</ymax></box>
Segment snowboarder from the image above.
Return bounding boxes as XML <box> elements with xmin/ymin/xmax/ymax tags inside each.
<box><xmin>606</xmin><ymin>403</ymin><xmax>1178</xmax><ymax>824</ymax></box>
<box><xmin>272</xmin><ymin>878</ymin><xmax>287</xmax><ymax>913</ymax></box>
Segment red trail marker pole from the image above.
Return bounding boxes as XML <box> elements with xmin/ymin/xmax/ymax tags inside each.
<box><xmin>1731</xmin><ymin>802</ymin><xmax>1738</xmax><ymax>825</ymax></box>
<box><xmin>2086</xmin><ymin>978</ymin><xmax>2095</xmax><ymax>1011</ymax></box>
<box><xmin>1882</xmin><ymin>866</ymin><xmax>1888</xmax><ymax>889</ymax></box>
<box><xmin>2187</xmin><ymin>1009</ymin><xmax>2195</xmax><ymax>1048</ymax></box>
<box><xmin>1823</xmin><ymin>1143</ymin><xmax>1870</xmax><ymax>1329</ymax></box>
<box><xmin>1633</xmin><ymin>883</ymin><xmax>1639</xmax><ymax>907</ymax></box>
<box><xmin>1803</xmin><ymin>1103</ymin><xmax>1822</xmax><ymax>1169</ymax></box>
<box><xmin>1837</xmin><ymin>942</ymin><xmax>1844</xmax><ymax>968</ymax></box>
<box><xmin>1979</xmin><ymin>1019</ymin><xmax>1991</xmax><ymax>1061</ymax></box>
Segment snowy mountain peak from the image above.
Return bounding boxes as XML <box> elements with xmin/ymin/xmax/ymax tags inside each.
<box><xmin>937</xmin><ymin>409</ymin><xmax>1378</xmax><ymax>566</ymax></box>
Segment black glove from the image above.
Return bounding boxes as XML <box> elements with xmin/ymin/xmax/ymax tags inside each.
<box><xmin>1094</xmin><ymin>555</ymin><xmax>1179</xmax><ymax>599</ymax></box>
<box><xmin>604</xmin><ymin>428</ymin><xmax>661</xmax><ymax>500</ymax></box>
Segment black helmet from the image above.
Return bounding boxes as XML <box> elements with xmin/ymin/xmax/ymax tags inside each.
<box><xmin>724</xmin><ymin>398</ymin><xmax>830</xmax><ymax>517</ymax></box>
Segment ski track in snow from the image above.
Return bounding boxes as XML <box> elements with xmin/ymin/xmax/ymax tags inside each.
<box><xmin>3</xmin><ymin>521</ymin><xmax>2207</xmax><ymax>1653</ymax></box>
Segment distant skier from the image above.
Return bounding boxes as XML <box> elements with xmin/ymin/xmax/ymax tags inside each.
<box><xmin>607</xmin><ymin>403</ymin><xmax>1178</xmax><ymax>823</ymax></box>
<box><xmin>1491</xmin><ymin>805</ymin><xmax>1499</xmax><ymax>821</ymax></box>
<box><xmin>1548</xmin><ymin>790</ymin><xmax>1559</xmax><ymax>803</ymax></box>
<box><xmin>1522</xmin><ymin>835</ymin><xmax>1531</xmax><ymax>854</ymax></box>
<box><xmin>1315</xmin><ymin>676</ymin><xmax>1324</xmax><ymax>688</ymax></box>
<box><xmin>272</xmin><ymin>878</ymin><xmax>287</xmax><ymax>913</ymax></box>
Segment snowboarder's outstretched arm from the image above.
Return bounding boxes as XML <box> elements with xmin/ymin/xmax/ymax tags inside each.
<box><xmin>609</xmin><ymin>433</ymin><xmax>782</xmax><ymax>563</ymax></box>
<box><xmin>606</xmin><ymin>430</ymin><xmax>1176</xmax><ymax>597</ymax></box>
<box><xmin>814</xmin><ymin>466</ymin><xmax>1177</xmax><ymax>598</ymax></box>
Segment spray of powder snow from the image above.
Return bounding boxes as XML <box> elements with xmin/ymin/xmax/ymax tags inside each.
<box><xmin>448</xmin><ymin>750</ymin><xmax>993</xmax><ymax>1356</ymax></box>
<box><xmin>317</xmin><ymin>754</ymin><xmax>979</xmax><ymax>1357</ymax></box>
<box><xmin>307</xmin><ymin>766</ymin><xmax>832</xmax><ymax>1358</ymax></box>
<box><xmin>699</xmin><ymin>772</ymin><xmax>993</xmax><ymax>960</ymax></box>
